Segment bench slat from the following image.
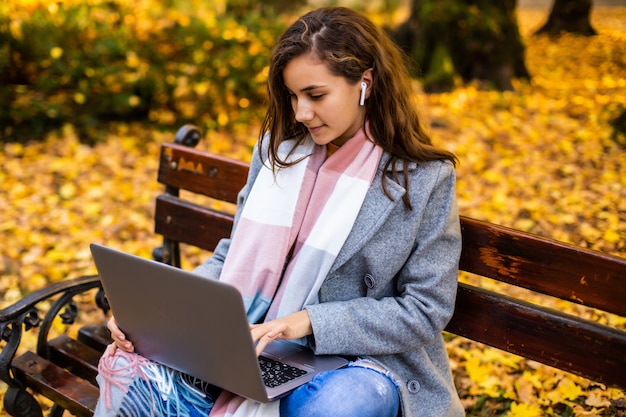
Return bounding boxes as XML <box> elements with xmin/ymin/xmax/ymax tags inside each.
<box><xmin>446</xmin><ymin>283</ymin><xmax>626</xmax><ymax>389</ymax></box>
<box><xmin>48</xmin><ymin>335</ymin><xmax>102</xmax><ymax>385</ymax></box>
<box><xmin>155</xmin><ymin>194</ymin><xmax>235</xmax><ymax>252</ymax></box>
<box><xmin>158</xmin><ymin>143</ymin><xmax>248</xmax><ymax>203</ymax></box>
<box><xmin>77</xmin><ymin>324</ymin><xmax>113</xmax><ymax>353</ymax></box>
<box><xmin>460</xmin><ymin>217</ymin><xmax>626</xmax><ymax>317</ymax></box>
<box><xmin>12</xmin><ymin>351</ymin><xmax>99</xmax><ymax>416</ymax></box>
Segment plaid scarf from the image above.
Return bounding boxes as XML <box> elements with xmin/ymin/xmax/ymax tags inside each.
<box><xmin>218</xmin><ymin>127</ymin><xmax>382</xmax><ymax>325</ymax></box>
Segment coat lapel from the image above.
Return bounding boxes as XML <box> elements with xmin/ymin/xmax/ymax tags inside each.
<box><xmin>329</xmin><ymin>156</ymin><xmax>413</xmax><ymax>273</ymax></box>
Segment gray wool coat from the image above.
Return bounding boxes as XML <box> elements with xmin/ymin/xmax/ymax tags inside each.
<box><xmin>195</xmin><ymin>138</ymin><xmax>465</xmax><ymax>417</ymax></box>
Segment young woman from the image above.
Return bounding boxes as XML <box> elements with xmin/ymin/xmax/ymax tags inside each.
<box><xmin>95</xmin><ymin>6</ymin><xmax>464</xmax><ymax>417</ymax></box>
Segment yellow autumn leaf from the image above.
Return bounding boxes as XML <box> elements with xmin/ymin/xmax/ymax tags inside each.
<box><xmin>584</xmin><ymin>390</ymin><xmax>611</xmax><ymax>408</ymax></box>
<box><xmin>128</xmin><ymin>95</ymin><xmax>141</xmax><ymax>107</ymax></box>
<box><xmin>514</xmin><ymin>373</ymin><xmax>540</xmax><ymax>404</ymax></box>
<box><xmin>58</xmin><ymin>182</ymin><xmax>76</xmax><ymax>199</ymax></box>
<box><xmin>571</xmin><ymin>404</ymin><xmax>605</xmax><ymax>416</ymax></box>
<box><xmin>507</xmin><ymin>402</ymin><xmax>543</xmax><ymax>417</ymax></box>
<box><xmin>73</xmin><ymin>92</ymin><xmax>86</xmax><ymax>104</ymax></box>
<box><xmin>603</xmin><ymin>229</ymin><xmax>621</xmax><ymax>243</ymax></box>
<box><xmin>547</xmin><ymin>377</ymin><xmax>584</xmax><ymax>403</ymax></box>
<box><xmin>50</xmin><ymin>46</ymin><xmax>63</xmax><ymax>59</ymax></box>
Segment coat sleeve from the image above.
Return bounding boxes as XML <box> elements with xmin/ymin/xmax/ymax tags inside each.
<box><xmin>305</xmin><ymin>161</ymin><xmax>461</xmax><ymax>356</ymax></box>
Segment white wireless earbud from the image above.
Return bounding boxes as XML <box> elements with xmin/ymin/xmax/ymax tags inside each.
<box><xmin>359</xmin><ymin>82</ymin><xmax>367</xmax><ymax>106</ymax></box>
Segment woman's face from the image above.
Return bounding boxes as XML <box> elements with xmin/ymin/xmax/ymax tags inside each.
<box><xmin>283</xmin><ymin>53</ymin><xmax>367</xmax><ymax>147</ymax></box>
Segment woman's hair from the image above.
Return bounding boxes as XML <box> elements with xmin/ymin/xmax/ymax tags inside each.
<box><xmin>259</xmin><ymin>6</ymin><xmax>457</xmax><ymax>209</ymax></box>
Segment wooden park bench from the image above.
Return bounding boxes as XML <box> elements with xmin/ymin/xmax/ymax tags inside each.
<box><xmin>1</xmin><ymin>125</ymin><xmax>625</xmax><ymax>416</ymax></box>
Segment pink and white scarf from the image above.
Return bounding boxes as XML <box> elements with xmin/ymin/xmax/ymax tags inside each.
<box><xmin>210</xmin><ymin>127</ymin><xmax>382</xmax><ymax>416</ymax></box>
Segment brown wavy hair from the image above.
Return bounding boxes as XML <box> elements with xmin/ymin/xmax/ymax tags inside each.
<box><xmin>259</xmin><ymin>6</ymin><xmax>457</xmax><ymax>209</ymax></box>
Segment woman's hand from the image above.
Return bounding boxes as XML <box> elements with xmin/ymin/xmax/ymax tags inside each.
<box><xmin>250</xmin><ymin>310</ymin><xmax>313</xmax><ymax>356</ymax></box>
<box><xmin>107</xmin><ymin>316</ymin><xmax>135</xmax><ymax>355</ymax></box>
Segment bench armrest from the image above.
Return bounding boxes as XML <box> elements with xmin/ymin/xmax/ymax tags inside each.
<box><xmin>0</xmin><ymin>275</ymin><xmax>105</xmax><ymax>389</ymax></box>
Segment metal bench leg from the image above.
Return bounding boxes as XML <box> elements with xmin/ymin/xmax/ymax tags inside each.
<box><xmin>4</xmin><ymin>386</ymin><xmax>43</xmax><ymax>417</ymax></box>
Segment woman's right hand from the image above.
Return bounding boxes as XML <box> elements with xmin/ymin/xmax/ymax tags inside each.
<box><xmin>107</xmin><ymin>316</ymin><xmax>135</xmax><ymax>355</ymax></box>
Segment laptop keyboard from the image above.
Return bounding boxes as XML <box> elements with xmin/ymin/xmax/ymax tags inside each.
<box><xmin>259</xmin><ymin>356</ymin><xmax>308</xmax><ymax>388</ymax></box>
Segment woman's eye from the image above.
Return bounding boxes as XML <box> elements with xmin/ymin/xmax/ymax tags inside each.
<box><xmin>310</xmin><ymin>94</ymin><xmax>324</xmax><ymax>100</ymax></box>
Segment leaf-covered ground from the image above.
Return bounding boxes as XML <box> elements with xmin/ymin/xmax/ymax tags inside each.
<box><xmin>1</xmin><ymin>7</ymin><xmax>625</xmax><ymax>417</ymax></box>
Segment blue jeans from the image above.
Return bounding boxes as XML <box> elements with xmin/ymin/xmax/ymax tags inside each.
<box><xmin>280</xmin><ymin>364</ymin><xmax>400</xmax><ymax>417</ymax></box>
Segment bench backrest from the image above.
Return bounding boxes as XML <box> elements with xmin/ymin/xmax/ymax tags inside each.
<box><xmin>155</xmin><ymin>140</ymin><xmax>626</xmax><ymax>390</ymax></box>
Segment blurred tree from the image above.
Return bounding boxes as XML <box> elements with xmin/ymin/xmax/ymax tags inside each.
<box><xmin>227</xmin><ymin>0</ymin><xmax>307</xmax><ymax>17</ymax></box>
<box><xmin>390</xmin><ymin>0</ymin><xmax>530</xmax><ymax>92</ymax></box>
<box><xmin>535</xmin><ymin>0</ymin><xmax>597</xmax><ymax>36</ymax></box>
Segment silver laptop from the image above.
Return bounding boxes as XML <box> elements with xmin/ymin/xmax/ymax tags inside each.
<box><xmin>90</xmin><ymin>243</ymin><xmax>348</xmax><ymax>403</ymax></box>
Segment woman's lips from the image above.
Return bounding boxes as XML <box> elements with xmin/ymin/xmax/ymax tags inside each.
<box><xmin>307</xmin><ymin>125</ymin><xmax>323</xmax><ymax>134</ymax></box>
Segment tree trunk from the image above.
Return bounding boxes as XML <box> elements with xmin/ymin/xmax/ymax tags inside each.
<box><xmin>535</xmin><ymin>0</ymin><xmax>597</xmax><ymax>36</ymax></box>
<box><xmin>391</xmin><ymin>0</ymin><xmax>530</xmax><ymax>92</ymax></box>
<box><xmin>227</xmin><ymin>0</ymin><xmax>306</xmax><ymax>17</ymax></box>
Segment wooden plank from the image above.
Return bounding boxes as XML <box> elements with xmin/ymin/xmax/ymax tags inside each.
<box><xmin>459</xmin><ymin>216</ymin><xmax>626</xmax><ymax>316</ymax></box>
<box><xmin>446</xmin><ymin>283</ymin><xmax>626</xmax><ymax>389</ymax></box>
<box><xmin>77</xmin><ymin>324</ymin><xmax>113</xmax><ymax>353</ymax></box>
<box><xmin>48</xmin><ymin>335</ymin><xmax>101</xmax><ymax>385</ymax></box>
<box><xmin>154</xmin><ymin>194</ymin><xmax>235</xmax><ymax>252</ymax></box>
<box><xmin>158</xmin><ymin>143</ymin><xmax>248</xmax><ymax>203</ymax></box>
<box><xmin>12</xmin><ymin>351</ymin><xmax>99</xmax><ymax>416</ymax></box>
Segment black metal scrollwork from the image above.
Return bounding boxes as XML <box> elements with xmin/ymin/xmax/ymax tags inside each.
<box><xmin>4</xmin><ymin>387</ymin><xmax>43</xmax><ymax>417</ymax></box>
<box><xmin>0</xmin><ymin>275</ymin><xmax>104</xmax><ymax>416</ymax></box>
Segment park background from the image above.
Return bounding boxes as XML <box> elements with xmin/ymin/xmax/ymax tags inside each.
<box><xmin>1</xmin><ymin>0</ymin><xmax>625</xmax><ymax>415</ymax></box>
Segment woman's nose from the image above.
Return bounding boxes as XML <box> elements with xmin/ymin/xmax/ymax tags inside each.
<box><xmin>294</xmin><ymin>101</ymin><xmax>314</xmax><ymax>122</ymax></box>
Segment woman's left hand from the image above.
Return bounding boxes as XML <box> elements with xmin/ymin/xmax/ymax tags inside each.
<box><xmin>250</xmin><ymin>310</ymin><xmax>313</xmax><ymax>356</ymax></box>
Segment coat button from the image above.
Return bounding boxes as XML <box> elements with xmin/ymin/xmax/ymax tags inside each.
<box><xmin>407</xmin><ymin>380</ymin><xmax>421</xmax><ymax>393</ymax></box>
<box><xmin>364</xmin><ymin>274</ymin><xmax>375</xmax><ymax>289</ymax></box>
